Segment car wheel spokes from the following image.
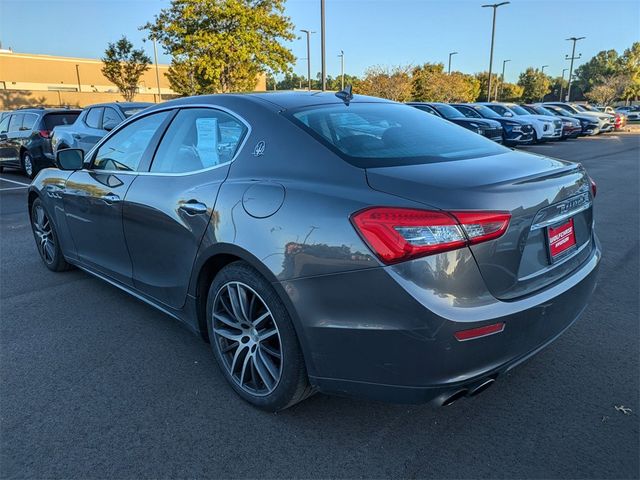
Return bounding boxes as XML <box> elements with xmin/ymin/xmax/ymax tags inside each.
<box><xmin>213</xmin><ymin>281</ymin><xmax>282</xmax><ymax>396</ymax></box>
<box><xmin>33</xmin><ymin>205</ymin><xmax>55</xmax><ymax>264</ymax></box>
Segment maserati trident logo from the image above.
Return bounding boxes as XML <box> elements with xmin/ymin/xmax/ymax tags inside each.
<box><xmin>252</xmin><ymin>140</ymin><xmax>266</xmax><ymax>157</ymax></box>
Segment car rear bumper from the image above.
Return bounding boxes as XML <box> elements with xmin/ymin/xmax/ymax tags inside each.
<box><xmin>282</xmin><ymin>234</ymin><xmax>601</xmax><ymax>405</ymax></box>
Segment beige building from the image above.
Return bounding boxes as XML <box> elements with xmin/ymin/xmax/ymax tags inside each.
<box><xmin>0</xmin><ymin>50</ymin><xmax>267</xmax><ymax>109</ymax></box>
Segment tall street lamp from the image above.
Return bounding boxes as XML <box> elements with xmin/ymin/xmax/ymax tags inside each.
<box><xmin>565</xmin><ymin>36</ymin><xmax>585</xmax><ymax>101</ymax></box>
<box><xmin>559</xmin><ymin>68</ymin><xmax>568</xmax><ymax>101</ymax></box>
<box><xmin>482</xmin><ymin>1</ymin><xmax>510</xmax><ymax>102</ymax></box>
<box><xmin>448</xmin><ymin>51</ymin><xmax>458</xmax><ymax>74</ymax></box>
<box><xmin>152</xmin><ymin>36</ymin><xmax>162</xmax><ymax>103</ymax></box>
<box><xmin>540</xmin><ymin>65</ymin><xmax>549</xmax><ymax>101</ymax></box>
<box><xmin>300</xmin><ymin>29</ymin><xmax>315</xmax><ymax>90</ymax></box>
<box><xmin>320</xmin><ymin>0</ymin><xmax>326</xmax><ymax>91</ymax></box>
<box><xmin>498</xmin><ymin>59</ymin><xmax>510</xmax><ymax>101</ymax></box>
<box><xmin>338</xmin><ymin>50</ymin><xmax>345</xmax><ymax>90</ymax></box>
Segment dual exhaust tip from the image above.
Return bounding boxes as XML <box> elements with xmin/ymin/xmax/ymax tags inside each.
<box><xmin>441</xmin><ymin>377</ymin><xmax>496</xmax><ymax>407</ymax></box>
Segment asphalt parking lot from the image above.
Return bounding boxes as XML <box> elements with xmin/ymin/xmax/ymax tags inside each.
<box><xmin>1</xmin><ymin>133</ymin><xmax>638</xmax><ymax>479</ymax></box>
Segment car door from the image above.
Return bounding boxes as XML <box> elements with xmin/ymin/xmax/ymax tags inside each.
<box><xmin>78</xmin><ymin>107</ymin><xmax>106</xmax><ymax>153</ymax></box>
<box><xmin>5</xmin><ymin>113</ymin><xmax>25</xmax><ymax>167</ymax></box>
<box><xmin>123</xmin><ymin>106</ymin><xmax>249</xmax><ymax>309</ymax></box>
<box><xmin>62</xmin><ymin>110</ymin><xmax>172</xmax><ymax>285</ymax></box>
<box><xmin>0</xmin><ymin>115</ymin><xmax>11</xmax><ymax>166</ymax></box>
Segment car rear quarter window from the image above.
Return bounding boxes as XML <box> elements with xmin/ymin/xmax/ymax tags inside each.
<box><xmin>92</xmin><ymin>110</ymin><xmax>169</xmax><ymax>172</ymax></box>
<box><xmin>150</xmin><ymin>108</ymin><xmax>248</xmax><ymax>173</ymax></box>
<box><xmin>85</xmin><ymin>107</ymin><xmax>103</xmax><ymax>129</ymax></box>
<box><xmin>44</xmin><ymin>112</ymin><xmax>79</xmax><ymax>130</ymax></box>
<box><xmin>289</xmin><ymin>103</ymin><xmax>506</xmax><ymax>168</ymax></box>
<box><xmin>0</xmin><ymin>116</ymin><xmax>10</xmax><ymax>133</ymax></box>
<box><xmin>21</xmin><ymin>113</ymin><xmax>38</xmax><ymax>131</ymax></box>
<box><xmin>8</xmin><ymin>114</ymin><xmax>24</xmax><ymax>132</ymax></box>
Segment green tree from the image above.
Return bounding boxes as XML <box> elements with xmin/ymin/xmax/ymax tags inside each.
<box><xmin>101</xmin><ymin>36</ymin><xmax>151</xmax><ymax>101</ymax></box>
<box><xmin>412</xmin><ymin>64</ymin><xmax>480</xmax><ymax>102</ymax></box>
<box><xmin>499</xmin><ymin>83</ymin><xmax>523</xmax><ymax>102</ymax></box>
<box><xmin>474</xmin><ymin>71</ymin><xmax>500</xmax><ymax>101</ymax></box>
<box><xmin>517</xmin><ymin>67</ymin><xmax>551</xmax><ymax>102</ymax></box>
<box><xmin>144</xmin><ymin>0</ymin><xmax>295</xmax><ymax>95</ymax></box>
<box><xmin>357</xmin><ymin>65</ymin><xmax>413</xmax><ymax>101</ymax></box>
<box><xmin>618</xmin><ymin>42</ymin><xmax>640</xmax><ymax>102</ymax></box>
<box><xmin>574</xmin><ymin>49</ymin><xmax>620</xmax><ymax>94</ymax></box>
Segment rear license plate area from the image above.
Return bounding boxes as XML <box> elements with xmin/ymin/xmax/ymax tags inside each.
<box><xmin>546</xmin><ymin>218</ymin><xmax>577</xmax><ymax>263</ymax></box>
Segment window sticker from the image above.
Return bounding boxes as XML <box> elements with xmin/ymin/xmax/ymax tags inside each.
<box><xmin>196</xmin><ymin>117</ymin><xmax>219</xmax><ymax>167</ymax></box>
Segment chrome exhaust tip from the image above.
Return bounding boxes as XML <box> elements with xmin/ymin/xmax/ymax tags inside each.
<box><xmin>467</xmin><ymin>378</ymin><xmax>495</xmax><ymax>397</ymax></box>
<box><xmin>441</xmin><ymin>389</ymin><xmax>468</xmax><ymax>406</ymax></box>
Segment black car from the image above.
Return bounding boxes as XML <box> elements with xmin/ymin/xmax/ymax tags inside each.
<box><xmin>451</xmin><ymin>103</ymin><xmax>535</xmax><ymax>146</ymax></box>
<box><xmin>0</xmin><ymin>108</ymin><xmax>81</xmax><ymax>178</ymax></box>
<box><xmin>408</xmin><ymin>102</ymin><xmax>503</xmax><ymax>143</ymax></box>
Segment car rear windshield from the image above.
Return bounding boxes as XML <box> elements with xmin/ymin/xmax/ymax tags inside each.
<box><xmin>432</xmin><ymin>104</ymin><xmax>466</xmax><ymax>119</ymax></box>
<box><xmin>121</xmin><ymin>107</ymin><xmax>148</xmax><ymax>118</ymax></box>
<box><xmin>289</xmin><ymin>103</ymin><xmax>507</xmax><ymax>168</ymax></box>
<box><xmin>44</xmin><ymin>112</ymin><xmax>79</xmax><ymax>130</ymax></box>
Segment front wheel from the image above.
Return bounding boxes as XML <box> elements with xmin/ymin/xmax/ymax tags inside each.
<box><xmin>206</xmin><ymin>261</ymin><xmax>313</xmax><ymax>411</ymax></box>
<box><xmin>22</xmin><ymin>151</ymin><xmax>36</xmax><ymax>179</ymax></box>
<box><xmin>30</xmin><ymin>198</ymin><xmax>72</xmax><ymax>272</ymax></box>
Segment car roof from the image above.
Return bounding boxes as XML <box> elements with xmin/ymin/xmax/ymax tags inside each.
<box><xmin>85</xmin><ymin>102</ymin><xmax>154</xmax><ymax>109</ymax></box>
<box><xmin>11</xmin><ymin>108</ymin><xmax>81</xmax><ymax>114</ymax></box>
<box><xmin>155</xmin><ymin>91</ymin><xmax>392</xmax><ymax>112</ymax></box>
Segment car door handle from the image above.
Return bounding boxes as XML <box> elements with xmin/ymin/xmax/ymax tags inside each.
<box><xmin>72</xmin><ymin>134</ymin><xmax>81</xmax><ymax>139</ymax></box>
<box><xmin>179</xmin><ymin>201</ymin><xmax>208</xmax><ymax>215</ymax></box>
<box><xmin>102</xmin><ymin>193</ymin><xmax>121</xmax><ymax>204</ymax></box>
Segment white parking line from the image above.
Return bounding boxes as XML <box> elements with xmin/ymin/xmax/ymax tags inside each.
<box><xmin>0</xmin><ymin>177</ymin><xmax>30</xmax><ymax>186</ymax></box>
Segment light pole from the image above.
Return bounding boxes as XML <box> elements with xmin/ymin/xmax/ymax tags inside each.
<box><xmin>300</xmin><ymin>29</ymin><xmax>315</xmax><ymax>90</ymax></box>
<box><xmin>338</xmin><ymin>50</ymin><xmax>345</xmax><ymax>90</ymax></box>
<box><xmin>498</xmin><ymin>59</ymin><xmax>510</xmax><ymax>101</ymax></box>
<box><xmin>540</xmin><ymin>65</ymin><xmax>549</xmax><ymax>102</ymax></box>
<box><xmin>448</xmin><ymin>51</ymin><xmax>458</xmax><ymax>74</ymax></box>
<box><xmin>565</xmin><ymin>36</ymin><xmax>585</xmax><ymax>101</ymax></box>
<box><xmin>482</xmin><ymin>1</ymin><xmax>510</xmax><ymax>102</ymax></box>
<box><xmin>559</xmin><ymin>68</ymin><xmax>568</xmax><ymax>101</ymax></box>
<box><xmin>152</xmin><ymin>36</ymin><xmax>162</xmax><ymax>102</ymax></box>
<box><xmin>320</xmin><ymin>0</ymin><xmax>326</xmax><ymax>91</ymax></box>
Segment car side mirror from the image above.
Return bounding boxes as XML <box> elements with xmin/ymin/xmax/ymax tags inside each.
<box><xmin>103</xmin><ymin>120</ymin><xmax>118</xmax><ymax>131</ymax></box>
<box><xmin>56</xmin><ymin>148</ymin><xmax>84</xmax><ymax>170</ymax></box>
<box><xmin>504</xmin><ymin>111</ymin><xmax>514</xmax><ymax>117</ymax></box>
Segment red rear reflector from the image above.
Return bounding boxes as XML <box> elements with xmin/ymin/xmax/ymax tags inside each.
<box><xmin>350</xmin><ymin>207</ymin><xmax>510</xmax><ymax>264</ymax></box>
<box><xmin>589</xmin><ymin>177</ymin><xmax>597</xmax><ymax>198</ymax></box>
<box><xmin>454</xmin><ymin>322</ymin><xmax>505</xmax><ymax>341</ymax></box>
<box><xmin>39</xmin><ymin>130</ymin><xmax>51</xmax><ymax>138</ymax></box>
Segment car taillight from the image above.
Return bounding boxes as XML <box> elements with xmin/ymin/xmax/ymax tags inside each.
<box><xmin>590</xmin><ymin>177</ymin><xmax>597</xmax><ymax>198</ymax></box>
<box><xmin>38</xmin><ymin>130</ymin><xmax>51</xmax><ymax>138</ymax></box>
<box><xmin>350</xmin><ymin>207</ymin><xmax>511</xmax><ymax>264</ymax></box>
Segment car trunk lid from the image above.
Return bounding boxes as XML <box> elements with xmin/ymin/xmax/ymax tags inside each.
<box><xmin>365</xmin><ymin>149</ymin><xmax>594</xmax><ymax>300</ymax></box>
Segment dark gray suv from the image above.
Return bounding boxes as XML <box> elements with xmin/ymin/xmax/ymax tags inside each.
<box><xmin>28</xmin><ymin>92</ymin><xmax>601</xmax><ymax>411</ymax></box>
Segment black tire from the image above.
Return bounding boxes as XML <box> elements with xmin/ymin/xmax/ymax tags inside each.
<box><xmin>206</xmin><ymin>261</ymin><xmax>313</xmax><ymax>411</ymax></box>
<box><xmin>30</xmin><ymin>198</ymin><xmax>72</xmax><ymax>272</ymax></box>
<box><xmin>22</xmin><ymin>151</ymin><xmax>36</xmax><ymax>179</ymax></box>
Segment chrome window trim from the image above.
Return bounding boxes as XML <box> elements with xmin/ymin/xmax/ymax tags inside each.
<box><xmin>85</xmin><ymin>104</ymin><xmax>252</xmax><ymax>177</ymax></box>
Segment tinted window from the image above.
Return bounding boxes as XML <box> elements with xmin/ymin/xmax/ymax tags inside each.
<box><xmin>432</xmin><ymin>104</ymin><xmax>465</xmax><ymax>119</ymax></box>
<box><xmin>469</xmin><ymin>105</ymin><xmax>502</xmax><ymax>119</ymax></box>
<box><xmin>507</xmin><ymin>105</ymin><xmax>530</xmax><ymax>116</ymax></box>
<box><xmin>486</xmin><ymin>105</ymin><xmax>509</xmax><ymax>115</ymax></box>
<box><xmin>151</xmin><ymin>108</ymin><xmax>247</xmax><ymax>173</ymax></box>
<box><xmin>22</xmin><ymin>113</ymin><xmax>38</xmax><ymax>130</ymax></box>
<box><xmin>44</xmin><ymin>112</ymin><xmax>79</xmax><ymax>130</ymax></box>
<box><xmin>412</xmin><ymin>105</ymin><xmax>439</xmax><ymax>116</ymax></box>
<box><xmin>453</xmin><ymin>105</ymin><xmax>482</xmax><ymax>118</ymax></box>
<box><xmin>93</xmin><ymin>111</ymin><xmax>169</xmax><ymax>172</ymax></box>
<box><xmin>0</xmin><ymin>116</ymin><xmax>9</xmax><ymax>133</ymax></box>
<box><xmin>8</xmin><ymin>114</ymin><xmax>24</xmax><ymax>132</ymax></box>
<box><xmin>121</xmin><ymin>106</ymin><xmax>149</xmax><ymax>118</ymax></box>
<box><xmin>85</xmin><ymin>107</ymin><xmax>103</xmax><ymax>129</ymax></box>
<box><xmin>290</xmin><ymin>103</ymin><xmax>506</xmax><ymax>168</ymax></box>
<box><xmin>102</xmin><ymin>107</ymin><xmax>121</xmax><ymax>128</ymax></box>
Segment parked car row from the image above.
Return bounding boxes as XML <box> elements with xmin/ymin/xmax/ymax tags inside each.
<box><xmin>0</xmin><ymin>102</ymin><xmax>152</xmax><ymax>178</ymax></box>
<box><xmin>407</xmin><ymin>101</ymin><xmax>628</xmax><ymax>148</ymax></box>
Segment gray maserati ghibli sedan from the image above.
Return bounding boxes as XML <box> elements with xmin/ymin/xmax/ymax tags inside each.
<box><xmin>28</xmin><ymin>91</ymin><xmax>601</xmax><ymax>410</ymax></box>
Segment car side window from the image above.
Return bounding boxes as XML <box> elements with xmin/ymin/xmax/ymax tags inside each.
<box><xmin>0</xmin><ymin>116</ymin><xmax>9</xmax><ymax>133</ymax></box>
<box><xmin>8</xmin><ymin>114</ymin><xmax>24</xmax><ymax>132</ymax></box>
<box><xmin>85</xmin><ymin>108</ymin><xmax>103</xmax><ymax>129</ymax></box>
<box><xmin>150</xmin><ymin>108</ymin><xmax>247</xmax><ymax>174</ymax></box>
<box><xmin>102</xmin><ymin>107</ymin><xmax>120</xmax><ymax>130</ymax></box>
<box><xmin>21</xmin><ymin>113</ymin><xmax>38</xmax><ymax>131</ymax></box>
<box><xmin>92</xmin><ymin>111</ymin><xmax>169</xmax><ymax>172</ymax></box>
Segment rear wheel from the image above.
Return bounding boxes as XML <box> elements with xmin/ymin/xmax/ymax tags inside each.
<box><xmin>30</xmin><ymin>198</ymin><xmax>72</xmax><ymax>272</ymax></box>
<box><xmin>22</xmin><ymin>151</ymin><xmax>35</xmax><ymax>179</ymax></box>
<box><xmin>206</xmin><ymin>261</ymin><xmax>313</xmax><ymax>411</ymax></box>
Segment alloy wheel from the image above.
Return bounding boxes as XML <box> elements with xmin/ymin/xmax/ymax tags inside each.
<box><xmin>32</xmin><ymin>205</ymin><xmax>55</xmax><ymax>264</ymax></box>
<box><xmin>24</xmin><ymin>154</ymin><xmax>33</xmax><ymax>177</ymax></box>
<box><xmin>212</xmin><ymin>281</ymin><xmax>283</xmax><ymax>396</ymax></box>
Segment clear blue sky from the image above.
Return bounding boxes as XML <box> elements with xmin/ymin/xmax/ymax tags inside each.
<box><xmin>1</xmin><ymin>0</ymin><xmax>638</xmax><ymax>83</ymax></box>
